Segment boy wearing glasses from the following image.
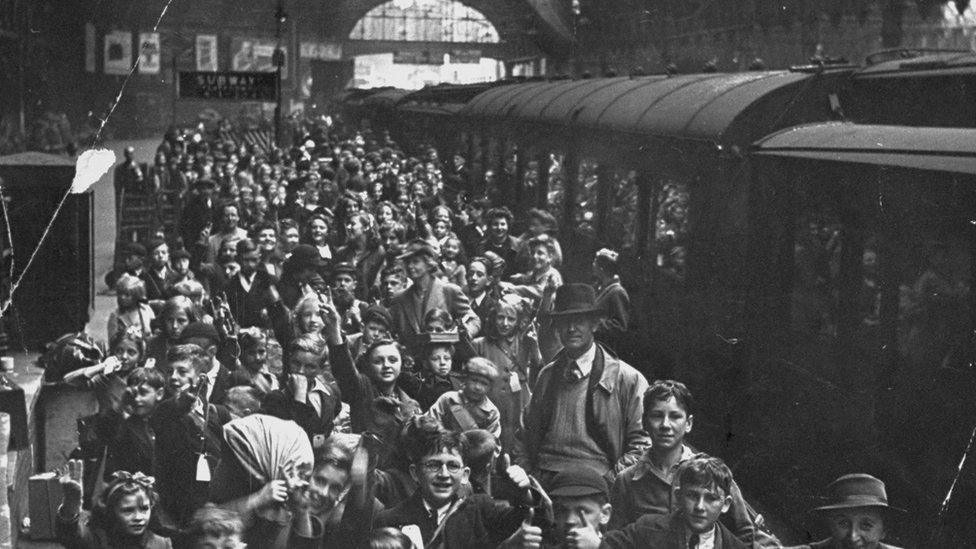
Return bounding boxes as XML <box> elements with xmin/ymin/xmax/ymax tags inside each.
<box><xmin>602</xmin><ymin>456</ymin><xmax>748</xmax><ymax>549</ymax></box>
<box><xmin>375</xmin><ymin>430</ymin><xmax>540</xmax><ymax>548</ymax></box>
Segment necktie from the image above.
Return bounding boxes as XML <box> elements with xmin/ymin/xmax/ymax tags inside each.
<box><xmin>688</xmin><ymin>533</ymin><xmax>699</xmax><ymax>549</ymax></box>
<box><xmin>565</xmin><ymin>360</ymin><xmax>581</xmax><ymax>382</ymax></box>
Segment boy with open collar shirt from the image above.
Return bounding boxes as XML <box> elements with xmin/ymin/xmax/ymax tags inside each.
<box><xmin>608</xmin><ymin>380</ymin><xmax>779</xmax><ymax>547</ymax></box>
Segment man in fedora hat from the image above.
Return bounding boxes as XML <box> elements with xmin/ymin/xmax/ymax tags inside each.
<box><xmin>790</xmin><ymin>474</ymin><xmax>904</xmax><ymax>549</ymax></box>
<box><xmin>516</xmin><ymin>283</ymin><xmax>649</xmax><ymax>488</ymax></box>
<box><xmin>388</xmin><ymin>238</ymin><xmax>479</xmax><ymax>350</ymax></box>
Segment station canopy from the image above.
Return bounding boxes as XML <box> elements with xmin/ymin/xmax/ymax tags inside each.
<box><xmin>752</xmin><ymin>121</ymin><xmax>976</xmax><ymax>175</ymax></box>
<box><xmin>457</xmin><ymin>71</ymin><xmax>847</xmax><ymax>147</ymax></box>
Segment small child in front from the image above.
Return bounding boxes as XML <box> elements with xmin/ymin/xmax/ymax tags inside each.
<box><xmin>425</xmin><ymin>357</ymin><xmax>501</xmax><ymax>439</ymax></box>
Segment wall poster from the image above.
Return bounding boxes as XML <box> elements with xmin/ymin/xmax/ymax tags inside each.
<box><xmin>196</xmin><ymin>34</ymin><xmax>218</xmax><ymax>72</ymax></box>
<box><xmin>103</xmin><ymin>30</ymin><xmax>132</xmax><ymax>75</ymax></box>
<box><xmin>138</xmin><ymin>32</ymin><xmax>160</xmax><ymax>74</ymax></box>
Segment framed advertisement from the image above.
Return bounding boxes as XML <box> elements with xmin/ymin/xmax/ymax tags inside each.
<box><xmin>231</xmin><ymin>38</ymin><xmax>287</xmax><ymax>79</ymax></box>
<box><xmin>138</xmin><ymin>32</ymin><xmax>160</xmax><ymax>74</ymax></box>
<box><xmin>196</xmin><ymin>34</ymin><xmax>218</xmax><ymax>72</ymax></box>
<box><xmin>103</xmin><ymin>30</ymin><xmax>132</xmax><ymax>75</ymax></box>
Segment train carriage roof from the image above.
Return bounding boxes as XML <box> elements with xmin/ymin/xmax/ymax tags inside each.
<box><xmin>458</xmin><ymin>71</ymin><xmax>847</xmax><ymax>147</ymax></box>
<box><xmin>855</xmin><ymin>50</ymin><xmax>976</xmax><ymax>79</ymax></box>
<box><xmin>752</xmin><ymin>122</ymin><xmax>976</xmax><ymax>175</ymax></box>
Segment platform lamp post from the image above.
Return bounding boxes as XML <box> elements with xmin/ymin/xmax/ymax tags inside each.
<box><xmin>273</xmin><ymin>0</ymin><xmax>288</xmax><ymax>147</ymax></box>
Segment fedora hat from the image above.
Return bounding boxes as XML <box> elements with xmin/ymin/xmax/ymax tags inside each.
<box><xmin>813</xmin><ymin>474</ymin><xmax>905</xmax><ymax>514</ymax></box>
<box><xmin>285</xmin><ymin>244</ymin><xmax>325</xmax><ymax>271</ymax></box>
<box><xmin>398</xmin><ymin>238</ymin><xmax>438</xmax><ymax>261</ymax></box>
<box><xmin>547</xmin><ymin>283</ymin><xmax>601</xmax><ymax>317</ymax></box>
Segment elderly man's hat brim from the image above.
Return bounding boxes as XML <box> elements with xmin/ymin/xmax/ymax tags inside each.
<box><xmin>812</xmin><ymin>474</ymin><xmax>906</xmax><ymax>515</ymax></box>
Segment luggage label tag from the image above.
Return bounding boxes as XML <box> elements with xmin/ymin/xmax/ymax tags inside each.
<box><xmin>195</xmin><ymin>453</ymin><xmax>211</xmax><ymax>482</ymax></box>
<box><xmin>509</xmin><ymin>371</ymin><xmax>521</xmax><ymax>393</ymax></box>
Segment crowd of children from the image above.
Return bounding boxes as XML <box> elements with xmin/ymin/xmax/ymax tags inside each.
<box><xmin>54</xmin><ymin>117</ymin><xmax>907</xmax><ymax>549</ymax></box>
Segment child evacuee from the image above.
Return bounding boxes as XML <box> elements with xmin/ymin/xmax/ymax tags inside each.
<box><xmin>152</xmin><ymin>344</ymin><xmax>231</xmax><ymax>530</ymax></box>
<box><xmin>93</xmin><ymin>367</ymin><xmax>166</xmax><ymax>481</ymax></box>
<box><xmin>183</xmin><ymin>506</ymin><xmax>244</xmax><ymax>549</ymax></box>
<box><xmin>144</xmin><ymin>296</ymin><xmax>196</xmax><ymax>373</ymax></box>
<box><xmin>400</xmin><ymin>329</ymin><xmax>462</xmax><ymax>410</ymax></box>
<box><xmin>426</xmin><ymin>357</ymin><xmax>501</xmax><ymax>439</ymax></box>
<box><xmin>471</xmin><ymin>294</ymin><xmax>541</xmax><ymax>454</ymax></box>
<box><xmin>110</xmin><ymin>328</ymin><xmax>148</xmax><ymax>372</ymax></box>
<box><xmin>178</xmin><ymin>322</ymin><xmax>233</xmax><ymax>405</ymax></box>
<box><xmin>347</xmin><ymin>304</ymin><xmax>392</xmax><ymax>360</ymax></box>
<box><xmin>57</xmin><ymin>459</ymin><xmax>172</xmax><ymax>548</ymax></box>
<box><xmin>107</xmin><ymin>274</ymin><xmax>155</xmax><ymax>342</ymax></box>
<box><xmin>374</xmin><ymin>429</ymin><xmax>540</xmax><ymax>549</ymax></box>
<box><xmin>505</xmin><ymin>465</ymin><xmax>611</xmax><ymax>549</ymax></box>
<box><xmin>301</xmin><ymin>433</ymin><xmax>384</xmax><ymax>548</ymax></box>
<box><xmin>105</xmin><ymin>242</ymin><xmax>147</xmax><ymax>290</ymax></box>
<box><xmin>439</xmin><ymin>235</ymin><xmax>466</xmax><ymax>288</ymax></box>
<box><xmin>170</xmin><ymin>248</ymin><xmax>195</xmax><ymax>286</ymax></box>
<box><xmin>322</xmin><ymin>292</ymin><xmax>421</xmax><ymax>467</ymax></box>
<box><xmin>602</xmin><ymin>456</ymin><xmax>748</xmax><ymax>549</ymax></box>
<box><xmin>459</xmin><ymin>429</ymin><xmax>499</xmax><ymax>497</ymax></box>
<box><xmin>608</xmin><ymin>380</ymin><xmax>777</xmax><ymax>547</ymax></box>
<box><xmin>228</xmin><ymin>328</ymin><xmax>279</xmax><ymax>396</ymax></box>
<box><xmin>261</xmin><ymin>334</ymin><xmax>342</xmax><ymax>450</ymax></box>
<box><xmin>332</xmin><ymin>261</ymin><xmax>367</xmax><ymax>334</ymax></box>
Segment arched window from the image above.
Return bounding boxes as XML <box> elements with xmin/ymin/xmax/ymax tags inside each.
<box><xmin>350</xmin><ymin>0</ymin><xmax>501</xmax><ymax>43</ymax></box>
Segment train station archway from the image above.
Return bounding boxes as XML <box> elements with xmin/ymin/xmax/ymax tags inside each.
<box><xmin>345</xmin><ymin>0</ymin><xmax>504</xmax><ymax>89</ymax></box>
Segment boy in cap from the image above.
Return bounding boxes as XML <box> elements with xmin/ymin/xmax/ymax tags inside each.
<box><xmin>501</xmin><ymin>465</ymin><xmax>610</xmax><ymax>549</ymax></box>
<box><xmin>609</xmin><ymin>380</ymin><xmax>776</xmax><ymax>546</ymax></box>
<box><xmin>169</xmin><ymin>247</ymin><xmax>196</xmax><ymax>286</ymax></box>
<box><xmin>792</xmin><ymin>474</ymin><xmax>904</xmax><ymax>549</ymax></box>
<box><xmin>602</xmin><ymin>456</ymin><xmax>748</xmax><ymax>549</ymax></box>
<box><xmin>105</xmin><ymin>241</ymin><xmax>147</xmax><ymax>289</ymax></box>
<box><xmin>179</xmin><ymin>322</ymin><xmax>233</xmax><ymax>404</ymax></box>
<box><xmin>426</xmin><ymin>357</ymin><xmax>501</xmax><ymax>439</ymax></box>
<box><xmin>347</xmin><ymin>303</ymin><xmax>392</xmax><ymax>359</ymax></box>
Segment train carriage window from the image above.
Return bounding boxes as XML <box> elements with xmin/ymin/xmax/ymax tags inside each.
<box><xmin>781</xmin><ymin>167</ymin><xmax>975</xmax><ymax>378</ymax></box>
<box><xmin>607</xmin><ymin>168</ymin><xmax>639</xmax><ymax>251</ymax></box>
<box><xmin>887</xmin><ymin>175</ymin><xmax>974</xmax><ymax>373</ymax></box>
<box><xmin>650</xmin><ymin>178</ymin><xmax>690</xmax><ymax>283</ymax></box>
<box><xmin>547</xmin><ymin>152</ymin><xmax>566</xmax><ymax>228</ymax></box>
<box><xmin>572</xmin><ymin>159</ymin><xmax>599</xmax><ymax>240</ymax></box>
<box><xmin>790</xmin><ymin>211</ymin><xmax>844</xmax><ymax>338</ymax></box>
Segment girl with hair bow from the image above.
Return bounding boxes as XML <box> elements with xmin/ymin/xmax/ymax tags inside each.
<box><xmin>57</xmin><ymin>460</ymin><xmax>172</xmax><ymax>548</ymax></box>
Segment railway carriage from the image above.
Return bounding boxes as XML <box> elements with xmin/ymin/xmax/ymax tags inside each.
<box><xmin>346</xmin><ymin>52</ymin><xmax>976</xmax><ymax>544</ymax></box>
